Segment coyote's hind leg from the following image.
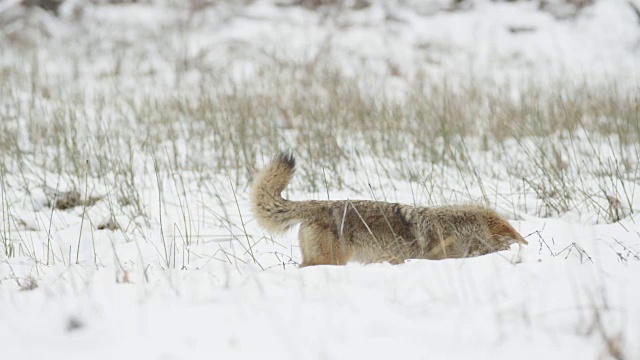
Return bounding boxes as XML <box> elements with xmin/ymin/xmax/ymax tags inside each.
<box><xmin>298</xmin><ymin>224</ymin><xmax>351</xmax><ymax>267</ymax></box>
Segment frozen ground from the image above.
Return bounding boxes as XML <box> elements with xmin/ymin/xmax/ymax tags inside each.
<box><xmin>1</xmin><ymin>0</ymin><xmax>640</xmax><ymax>359</ymax></box>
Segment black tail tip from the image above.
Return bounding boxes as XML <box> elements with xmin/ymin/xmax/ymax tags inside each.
<box><xmin>275</xmin><ymin>151</ymin><xmax>295</xmax><ymax>169</ymax></box>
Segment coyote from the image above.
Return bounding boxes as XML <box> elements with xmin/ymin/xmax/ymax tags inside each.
<box><xmin>251</xmin><ymin>152</ymin><xmax>528</xmax><ymax>267</ymax></box>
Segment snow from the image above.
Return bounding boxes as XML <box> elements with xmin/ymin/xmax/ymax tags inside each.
<box><xmin>1</xmin><ymin>0</ymin><xmax>640</xmax><ymax>359</ymax></box>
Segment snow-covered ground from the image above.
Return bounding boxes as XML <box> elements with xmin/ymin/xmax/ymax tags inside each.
<box><xmin>1</xmin><ymin>0</ymin><xmax>639</xmax><ymax>359</ymax></box>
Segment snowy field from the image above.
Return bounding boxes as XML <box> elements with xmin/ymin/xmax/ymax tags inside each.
<box><xmin>1</xmin><ymin>0</ymin><xmax>640</xmax><ymax>358</ymax></box>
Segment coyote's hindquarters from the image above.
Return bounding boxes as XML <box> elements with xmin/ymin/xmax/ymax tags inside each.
<box><xmin>251</xmin><ymin>152</ymin><xmax>528</xmax><ymax>267</ymax></box>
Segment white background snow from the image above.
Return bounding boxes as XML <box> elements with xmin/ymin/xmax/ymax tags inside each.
<box><xmin>1</xmin><ymin>0</ymin><xmax>639</xmax><ymax>359</ymax></box>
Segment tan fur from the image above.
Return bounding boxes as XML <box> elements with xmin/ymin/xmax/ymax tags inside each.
<box><xmin>251</xmin><ymin>152</ymin><xmax>528</xmax><ymax>267</ymax></box>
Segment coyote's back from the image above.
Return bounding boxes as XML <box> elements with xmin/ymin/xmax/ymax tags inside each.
<box><xmin>251</xmin><ymin>152</ymin><xmax>527</xmax><ymax>267</ymax></box>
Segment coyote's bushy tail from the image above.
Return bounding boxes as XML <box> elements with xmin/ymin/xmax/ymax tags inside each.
<box><xmin>250</xmin><ymin>152</ymin><xmax>299</xmax><ymax>233</ymax></box>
